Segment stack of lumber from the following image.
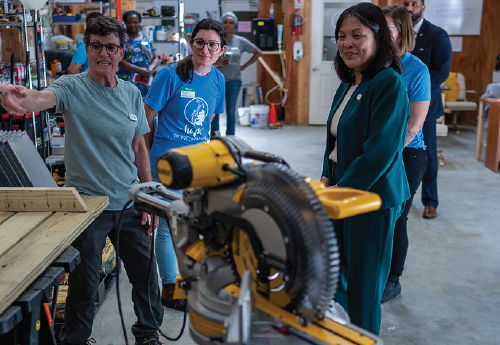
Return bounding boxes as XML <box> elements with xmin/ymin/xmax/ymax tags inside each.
<box><xmin>0</xmin><ymin>187</ymin><xmax>108</xmax><ymax>316</ymax></box>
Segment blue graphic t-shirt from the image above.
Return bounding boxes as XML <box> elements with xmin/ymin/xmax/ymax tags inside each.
<box><xmin>145</xmin><ymin>62</ymin><xmax>225</xmax><ymax>177</ymax></box>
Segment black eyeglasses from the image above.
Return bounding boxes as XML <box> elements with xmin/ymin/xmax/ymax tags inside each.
<box><xmin>192</xmin><ymin>38</ymin><xmax>220</xmax><ymax>52</ymax></box>
<box><xmin>88</xmin><ymin>41</ymin><xmax>121</xmax><ymax>55</ymax></box>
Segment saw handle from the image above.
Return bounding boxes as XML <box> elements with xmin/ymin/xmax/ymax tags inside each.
<box><xmin>309</xmin><ymin>181</ymin><xmax>382</xmax><ymax>219</ymax></box>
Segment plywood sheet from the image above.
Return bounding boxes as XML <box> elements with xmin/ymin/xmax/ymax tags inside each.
<box><xmin>0</xmin><ymin>212</ymin><xmax>52</xmax><ymax>258</ymax></box>
<box><xmin>0</xmin><ymin>212</ymin><xmax>14</xmax><ymax>224</ymax></box>
<box><xmin>0</xmin><ymin>187</ymin><xmax>88</xmax><ymax>212</ymax></box>
<box><xmin>0</xmin><ymin>195</ymin><xmax>108</xmax><ymax>316</ymax></box>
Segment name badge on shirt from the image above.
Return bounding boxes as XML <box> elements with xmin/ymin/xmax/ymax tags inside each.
<box><xmin>181</xmin><ymin>87</ymin><xmax>195</xmax><ymax>98</ymax></box>
<box><xmin>128</xmin><ymin>114</ymin><xmax>137</xmax><ymax>121</ymax></box>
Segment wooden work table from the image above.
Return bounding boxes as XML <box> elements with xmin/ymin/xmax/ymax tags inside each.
<box><xmin>0</xmin><ymin>188</ymin><xmax>109</xmax><ymax>316</ymax></box>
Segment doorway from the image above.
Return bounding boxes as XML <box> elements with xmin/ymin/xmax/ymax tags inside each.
<box><xmin>309</xmin><ymin>0</ymin><xmax>359</xmax><ymax>125</ymax></box>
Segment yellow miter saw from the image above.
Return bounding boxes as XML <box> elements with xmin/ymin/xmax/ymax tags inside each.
<box><xmin>129</xmin><ymin>136</ymin><xmax>383</xmax><ymax>345</ymax></box>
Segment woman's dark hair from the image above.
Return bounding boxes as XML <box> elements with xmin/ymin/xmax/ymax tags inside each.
<box><xmin>84</xmin><ymin>16</ymin><xmax>127</xmax><ymax>47</ymax></box>
<box><xmin>86</xmin><ymin>12</ymin><xmax>103</xmax><ymax>25</ymax></box>
<box><xmin>334</xmin><ymin>2</ymin><xmax>401</xmax><ymax>83</ymax></box>
<box><xmin>123</xmin><ymin>10</ymin><xmax>142</xmax><ymax>24</ymax></box>
<box><xmin>176</xmin><ymin>18</ymin><xmax>226</xmax><ymax>83</ymax></box>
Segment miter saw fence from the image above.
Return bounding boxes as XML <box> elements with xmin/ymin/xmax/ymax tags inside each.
<box><xmin>129</xmin><ymin>136</ymin><xmax>382</xmax><ymax>345</ymax></box>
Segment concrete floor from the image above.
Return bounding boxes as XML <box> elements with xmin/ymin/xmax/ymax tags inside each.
<box><xmin>90</xmin><ymin>123</ymin><xmax>500</xmax><ymax>345</ymax></box>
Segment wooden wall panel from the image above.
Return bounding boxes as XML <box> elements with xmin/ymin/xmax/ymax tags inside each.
<box><xmin>257</xmin><ymin>1</ymin><xmax>284</xmax><ymax>121</ymax></box>
<box><xmin>283</xmin><ymin>0</ymin><xmax>310</xmax><ymax>125</ymax></box>
<box><xmin>450</xmin><ymin>0</ymin><xmax>500</xmax><ymax>125</ymax></box>
<box><xmin>258</xmin><ymin>0</ymin><xmax>311</xmax><ymax>125</ymax></box>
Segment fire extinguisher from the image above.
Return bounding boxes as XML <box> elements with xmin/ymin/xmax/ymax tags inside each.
<box><xmin>292</xmin><ymin>9</ymin><xmax>303</xmax><ymax>35</ymax></box>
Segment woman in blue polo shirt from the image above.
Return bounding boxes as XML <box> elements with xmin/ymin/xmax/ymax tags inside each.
<box><xmin>382</xmin><ymin>4</ymin><xmax>431</xmax><ymax>303</ymax></box>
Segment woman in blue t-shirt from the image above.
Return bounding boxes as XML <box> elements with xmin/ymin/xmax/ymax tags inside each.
<box><xmin>382</xmin><ymin>5</ymin><xmax>431</xmax><ymax>303</ymax></box>
<box><xmin>143</xmin><ymin>18</ymin><xmax>226</xmax><ymax>310</ymax></box>
<box><xmin>117</xmin><ymin>11</ymin><xmax>160</xmax><ymax>98</ymax></box>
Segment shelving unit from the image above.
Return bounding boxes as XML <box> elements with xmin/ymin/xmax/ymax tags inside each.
<box><xmin>48</xmin><ymin>1</ymin><xmax>116</xmax><ymax>39</ymax></box>
<box><xmin>0</xmin><ymin>0</ymin><xmax>49</xmax><ymax>159</ymax></box>
<box><xmin>139</xmin><ymin>0</ymin><xmax>186</xmax><ymax>59</ymax></box>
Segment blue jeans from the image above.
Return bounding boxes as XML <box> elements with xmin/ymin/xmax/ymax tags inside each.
<box><xmin>211</xmin><ymin>80</ymin><xmax>242</xmax><ymax>136</ymax></box>
<box><xmin>391</xmin><ymin>147</ymin><xmax>427</xmax><ymax>277</ymax></box>
<box><xmin>153</xmin><ymin>177</ymin><xmax>181</xmax><ymax>285</ymax></box>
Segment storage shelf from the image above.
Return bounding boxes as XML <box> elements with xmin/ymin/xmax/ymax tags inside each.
<box><xmin>52</xmin><ymin>20</ymin><xmax>86</xmax><ymax>25</ymax></box>
<box><xmin>0</xmin><ymin>21</ymin><xmax>35</xmax><ymax>28</ymax></box>
<box><xmin>49</xmin><ymin>1</ymin><xmax>113</xmax><ymax>6</ymax></box>
<box><xmin>142</xmin><ymin>16</ymin><xmax>178</xmax><ymax>20</ymax></box>
<box><xmin>154</xmin><ymin>40</ymin><xmax>178</xmax><ymax>44</ymax></box>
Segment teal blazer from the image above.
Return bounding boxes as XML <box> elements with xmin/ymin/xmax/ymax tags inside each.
<box><xmin>321</xmin><ymin>67</ymin><xmax>411</xmax><ymax>209</ymax></box>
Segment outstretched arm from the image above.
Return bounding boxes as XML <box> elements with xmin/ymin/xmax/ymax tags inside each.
<box><xmin>0</xmin><ymin>84</ymin><xmax>56</xmax><ymax>114</ymax></box>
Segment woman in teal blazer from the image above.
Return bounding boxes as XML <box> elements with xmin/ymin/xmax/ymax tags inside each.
<box><xmin>320</xmin><ymin>3</ymin><xmax>410</xmax><ymax>335</ymax></box>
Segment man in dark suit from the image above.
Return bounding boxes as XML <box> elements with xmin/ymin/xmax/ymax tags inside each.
<box><xmin>405</xmin><ymin>0</ymin><xmax>452</xmax><ymax>219</ymax></box>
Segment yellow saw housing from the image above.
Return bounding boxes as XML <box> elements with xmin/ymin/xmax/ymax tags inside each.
<box><xmin>157</xmin><ymin>139</ymin><xmax>237</xmax><ymax>189</ymax></box>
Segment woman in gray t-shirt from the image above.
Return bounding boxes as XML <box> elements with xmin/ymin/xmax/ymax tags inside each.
<box><xmin>213</xmin><ymin>12</ymin><xmax>262</xmax><ymax>135</ymax></box>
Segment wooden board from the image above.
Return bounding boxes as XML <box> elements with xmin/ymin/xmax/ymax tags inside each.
<box><xmin>0</xmin><ymin>195</ymin><xmax>108</xmax><ymax>316</ymax></box>
<box><xmin>0</xmin><ymin>187</ymin><xmax>88</xmax><ymax>212</ymax></box>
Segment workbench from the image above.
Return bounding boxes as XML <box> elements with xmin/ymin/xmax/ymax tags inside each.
<box><xmin>0</xmin><ymin>189</ymin><xmax>108</xmax><ymax>343</ymax></box>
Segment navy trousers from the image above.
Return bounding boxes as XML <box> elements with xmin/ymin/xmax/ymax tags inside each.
<box><xmin>421</xmin><ymin>117</ymin><xmax>439</xmax><ymax>208</ymax></box>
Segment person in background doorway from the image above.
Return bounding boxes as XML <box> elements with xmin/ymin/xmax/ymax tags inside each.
<box><xmin>320</xmin><ymin>3</ymin><xmax>410</xmax><ymax>335</ymax></box>
<box><xmin>117</xmin><ymin>10</ymin><xmax>160</xmax><ymax>99</ymax></box>
<box><xmin>144</xmin><ymin>18</ymin><xmax>226</xmax><ymax>310</ymax></box>
<box><xmin>382</xmin><ymin>4</ymin><xmax>431</xmax><ymax>303</ymax></box>
<box><xmin>0</xmin><ymin>16</ymin><xmax>164</xmax><ymax>345</ymax></box>
<box><xmin>212</xmin><ymin>11</ymin><xmax>261</xmax><ymax>136</ymax></box>
<box><xmin>404</xmin><ymin>0</ymin><xmax>452</xmax><ymax>219</ymax></box>
<box><xmin>68</xmin><ymin>12</ymin><xmax>103</xmax><ymax>74</ymax></box>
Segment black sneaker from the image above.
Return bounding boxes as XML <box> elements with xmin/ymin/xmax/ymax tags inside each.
<box><xmin>381</xmin><ymin>281</ymin><xmax>401</xmax><ymax>303</ymax></box>
<box><xmin>135</xmin><ymin>337</ymin><xmax>163</xmax><ymax>345</ymax></box>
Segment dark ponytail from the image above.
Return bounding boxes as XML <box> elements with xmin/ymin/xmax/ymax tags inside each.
<box><xmin>176</xmin><ymin>56</ymin><xmax>194</xmax><ymax>83</ymax></box>
<box><xmin>176</xmin><ymin>18</ymin><xmax>226</xmax><ymax>83</ymax></box>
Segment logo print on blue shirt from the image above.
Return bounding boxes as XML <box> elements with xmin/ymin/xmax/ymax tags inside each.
<box><xmin>185</xmin><ymin>98</ymin><xmax>209</xmax><ymax>127</ymax></box>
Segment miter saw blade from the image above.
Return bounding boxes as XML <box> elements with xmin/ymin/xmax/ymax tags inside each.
<box><xmin>231</xmin><ymin>162</ymin><xmax>340</xmax><ymax>322</ymax></box>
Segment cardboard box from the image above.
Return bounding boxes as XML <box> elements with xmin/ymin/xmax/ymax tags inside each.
<box><xmin>101</xmin><ymin>237</ymin><xmax>116</xmax><ymax>275</ymax></box>
<box><xmin>50</xmin><ymin>136</ymin><xmax>65</xmax><ymax>155</ymax></box>
<box><xmin>1</xmin><ymin>28</ymin><xmax>35</xmax><ymax>63</ymax></box>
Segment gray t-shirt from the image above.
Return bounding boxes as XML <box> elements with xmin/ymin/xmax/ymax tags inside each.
<box><xmin>218</xmin><ymin>34</ymin><xmax>255</xmax><ymax>82</ymax></box>
<box><xmin>48</xmin><ymin>72</ymin><xmax>149</xmax><ymax>210</ymax></box>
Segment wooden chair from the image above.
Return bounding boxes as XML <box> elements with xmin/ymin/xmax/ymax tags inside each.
<box><xmin>444</xmin><ymin>72</ymin><xmax>477</xmax><ymax>134</ymax></box>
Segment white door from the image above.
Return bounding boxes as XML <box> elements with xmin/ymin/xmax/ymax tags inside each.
<box><xmin>309</xmin><ymin>0</ymin><xmax>359</xmax><ymax>125</ymax></box>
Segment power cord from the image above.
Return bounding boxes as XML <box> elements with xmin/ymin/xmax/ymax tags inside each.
<box><xmin>116</xmin><ymin>200</ymin><xmax>133</xmax><ymax>345</ymax></box>
<box><xmin>115</xmin><ymin>202</ymin><xmax>188</xmax><ymax>345</ymax></box>
<box><xmin>147</xmin><ymin>214</ymin><xmax>188</xmax><ymax>342</ymax></box>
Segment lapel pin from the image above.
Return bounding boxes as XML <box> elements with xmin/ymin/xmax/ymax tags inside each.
<box><xmin>357</xmin><ymin>94</ymin><xmax>362</xmax><ymax>100</ymax></box>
